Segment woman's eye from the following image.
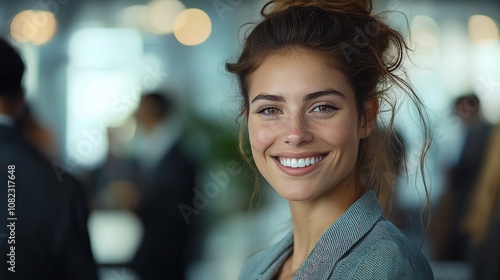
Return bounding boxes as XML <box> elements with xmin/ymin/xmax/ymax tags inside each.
<box><xmin>312</xmin><ymin>105</ymin><xmax>337</xmax><ymax>113</ymax></box>
<box><xmin>257</xmin><ymin>107</ymin><xmax>282</xmax><ymax>116</ymax></box>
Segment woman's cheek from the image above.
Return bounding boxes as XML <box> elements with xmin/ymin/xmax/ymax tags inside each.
<box><xmin>249</xmin><ymin>122</ymin><xmax>276</xmax><ymax>152</ymax></box>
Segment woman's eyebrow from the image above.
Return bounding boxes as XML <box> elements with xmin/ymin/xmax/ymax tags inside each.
<box><xmin>251</xmin><ymin>94</ymin><xmax>286</xmax><ymax>104</ymax></box>
<box><xmin>304</xmin><ymin>89</ymin><xmax>346</xmax><ymax>101</ymax></box>
<box><xmin>250</xmin><ymin>89</ymin><xmax>346</xmax><ymax>104</ymax></box>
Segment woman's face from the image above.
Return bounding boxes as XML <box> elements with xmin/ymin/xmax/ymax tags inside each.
<box><xmin>247</xmin><ymin>50</ymin><xmax>374</xmax><ymax>201</ymax></box>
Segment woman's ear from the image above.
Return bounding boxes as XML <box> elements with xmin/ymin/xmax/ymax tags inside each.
<box><xmin>359</xmin><ymin>97</ymin><xmax>378</xmax><ymax>139</ymax></box>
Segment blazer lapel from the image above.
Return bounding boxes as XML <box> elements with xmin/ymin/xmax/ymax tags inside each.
<box><xmin>294</xmin><ymin>191</ymin><xmax>382</xmax><ymax>279</ymax></box>
<box><xmin>258</xmin><ymin>230</ymin><xmax>294</xmax><ymax>279</ymax></box>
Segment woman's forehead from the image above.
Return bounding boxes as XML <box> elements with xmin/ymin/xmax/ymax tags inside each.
<box><xmin>247</xmin><ymin>50</ymin><xmax>353</xmax><ymax>98</ymax></box>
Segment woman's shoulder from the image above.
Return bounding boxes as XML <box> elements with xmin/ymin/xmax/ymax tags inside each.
<box><xmin>238</xmin><ymin>231</ymin><xmax>294</xmax><ymax>280</ymax></box>
<box><xmin>334</xmin><ymin>217</ymin><xmax>434</xmax><ymax>279</ymax></box>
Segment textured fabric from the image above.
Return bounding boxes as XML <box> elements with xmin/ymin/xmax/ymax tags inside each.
<box><xmin>239</xmin><ymin>191</ymin><xmax>434</xmax><ymax>279</ymax></box>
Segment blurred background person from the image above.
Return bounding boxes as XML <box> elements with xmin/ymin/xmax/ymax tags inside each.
<box><xmin>84</xmin><ymin>124</ymin><xmax>140</xmax><ymax>210</ymax></box>
<box><xmin>128</xmin><ymin>92</ymin><xmax>198</xmax><ymax>280</ymax></box>
<box><xmin>0</xmin><ymin>37</ymin><xmax>98</xmax><ymax>279</ymax></box>
<box><xmin>15</xmin><ymin>103</ymin><xmax>59</xmax><ymax>161</ymax></box>
<box><xmin>433</xmin><ymin>93</ymin><xmax>493</xmax><ymax>262</ymax></box>
<box><xmin>461</xmin><ymin>123</ymin><xmax>500</xmax><ymax>280</ymax></box>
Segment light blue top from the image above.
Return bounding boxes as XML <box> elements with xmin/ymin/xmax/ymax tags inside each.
<box><xmin>239</xmin><ymin>191</ymin><xmax>434</xmax><ymax>279</ymax></box>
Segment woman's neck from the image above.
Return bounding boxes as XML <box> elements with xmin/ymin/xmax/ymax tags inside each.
<box><xmin>286</xmin><ymin>176</ymin><xmax>361</xmax><ymax>273</ymax></box>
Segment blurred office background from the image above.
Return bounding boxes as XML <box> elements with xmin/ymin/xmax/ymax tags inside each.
<box><xmin>1</xmin><ymin>0</ymin><xmax>499</xmax><ymax>279</ymax></box>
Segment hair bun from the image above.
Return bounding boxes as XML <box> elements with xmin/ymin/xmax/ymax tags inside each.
<box><xmin>262</xmin><ymin>0</ymin><xmax>372</xmax><ymax>17</ymax></box>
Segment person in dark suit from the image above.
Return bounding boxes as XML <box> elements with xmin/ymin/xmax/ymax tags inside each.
<box><xmin>461</xmin><ymin>124</ymin><xmax>500</xmax><ymax>280</ymax></box>
<box><xmin>128</xmin><ymin>92</ymin><xmax>198</xmax><ymax>280</ymax></box>
<box><xmin>433</xmin><ymin>94</ymin><xmax>493</xmax><ymax>261</ymax></box>
<box><xmin>0</xmin><ymin>38</ymin><xmax>98</xmax><ymax>280</ymax></box>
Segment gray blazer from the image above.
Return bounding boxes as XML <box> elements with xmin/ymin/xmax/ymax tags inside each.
<box><xmin>239</xmin><ymin>191</ymin><xmax>434</xmax><ymax>279</ymax></box>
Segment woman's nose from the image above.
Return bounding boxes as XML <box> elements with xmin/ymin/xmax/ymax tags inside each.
<box><xmin>281</xmin><ymin>114</ymin><xmax>313</xmax><ymax>146</ymax></box>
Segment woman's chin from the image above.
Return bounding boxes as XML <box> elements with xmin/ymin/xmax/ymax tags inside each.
<box><xmin>273</xmin><ymin>187</ymin><xmax>320</xmax><ymax>202</ymax></box>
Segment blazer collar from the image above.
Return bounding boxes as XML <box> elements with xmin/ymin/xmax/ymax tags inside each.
<box><xmin>259</xmin><ymin>191</ymin><xmax>382</xmax><ymax>279</ymax></box>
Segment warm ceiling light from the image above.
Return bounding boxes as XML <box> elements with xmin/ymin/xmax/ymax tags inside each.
<box><xmin>30</xmin><ymin>11</ymin><xmax>57</xmax><ymax>45</ymax></box>
<box><xmin>148</xmin><ymin>0</ymin><xmax>185</xmax><ymax>34</ymax></box>
<box><xmin>10</xmin><ymin>10</ymin><xmax>57</xmax><ymax>45</ymax></box>
<box><xmin>10</xmin><ymin>10</ymin><xmax>33</xmax><ymax>43</ymax></box>
<box><xmin>468</xmin><ymin>15</ymin><xmax>499</xmax><ymax>44</ymax></box>
<box><xmin>173</xmin><ymin>9</ymin><xmax>212</xmax><ymax>46</ymax></box>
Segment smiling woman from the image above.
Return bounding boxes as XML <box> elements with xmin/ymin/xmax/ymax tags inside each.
<box><xmin>248</xmin><ymin>51</ymin><xmax>367</xmax><ymax>204</ymax></box>
<box><xmin>226</xmin><ymin>0</ymin><xmax>433</xmax><ymax>279</ymax></box>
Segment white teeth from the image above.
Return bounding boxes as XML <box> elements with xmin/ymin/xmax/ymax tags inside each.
<box><xmin>278</xmin><ymin>155</ymin><xmax>325</xmax><ymax>168</ymax></box>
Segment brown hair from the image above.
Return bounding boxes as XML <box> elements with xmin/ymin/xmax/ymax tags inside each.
<box><xmin>226</xmin><ymin>0</ymin><xmax>432</xmax><ymax>222</ymax></box>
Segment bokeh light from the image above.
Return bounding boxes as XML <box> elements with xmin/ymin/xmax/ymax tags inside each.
<box><xmin>468</xmin><ymin>15</ymin><xmax>500</xmax><ymax>44</ymax></box>
<box><xmin>173</xmin><ymin>8</ymin><xmax>212</xmax><ymax>46</ymax></box>
<box><xmin>118</xmin><ymin>5</ymin><xmax>149</xmax><ymax>31</ymax></box>
<box><xmin>148</xmin><ymin>0</ymin><xmax>186</xmax><ymax>34</ymax></box>
<box><xmin>411</xmin><ymin>15</ymin><xmax>441</xmax><ymax>48</ymax></box>
<box><xmin>10</xmin><ymin>10</ymin><xmax>57</xmax><ymax>45</ymax></box>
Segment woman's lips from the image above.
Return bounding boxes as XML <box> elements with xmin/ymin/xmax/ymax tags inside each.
<box><xmin>272</xmin><ymin>153</ymin><xmax>328</xmax><ymax>176</ymax></box>
<box><xmin>276</xmin><ymin>154</ymin><xmax>326</xmax><ymax>168</ymax></box>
